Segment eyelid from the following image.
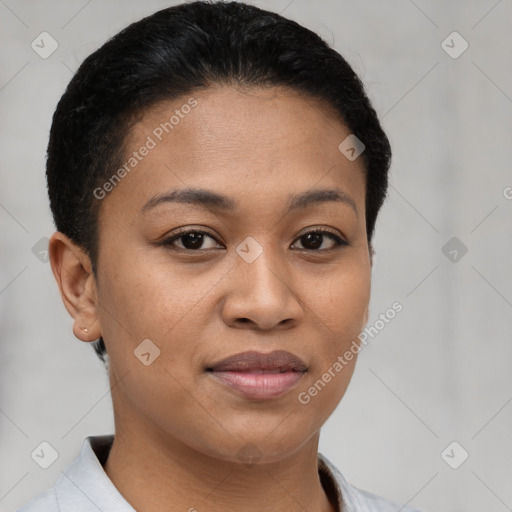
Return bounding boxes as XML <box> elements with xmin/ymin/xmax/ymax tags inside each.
<box><xmin>167</xmin><ymin>226</ymin><xmax>218</xmax><ymax>239</ymax></box>
<box><xmin>161</xmin><ymin>227</ymin><xmax>223</xmax><ymax>248</ymax></box>
<box><xmin>297</xmin><ymin>226</ymin><xmax>344</xmax><ymax>239</ymax></box>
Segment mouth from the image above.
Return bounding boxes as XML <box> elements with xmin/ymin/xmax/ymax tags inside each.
<box><xmin>206</xmin><ymin>350</ymin><xmax>308</xmax><ymax>400</ymax></box>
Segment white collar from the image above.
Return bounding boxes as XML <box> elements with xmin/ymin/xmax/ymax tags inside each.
<box><xmin>21</xmin><ymin>435</ymin><xmax>420</xmax><ymax>512</ymax></box>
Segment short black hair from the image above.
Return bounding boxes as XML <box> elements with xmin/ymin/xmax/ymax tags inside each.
<box><xmin>46</xmin><ymin>0</ymin><xmax>391</xmax><ymax>363</ymax></box>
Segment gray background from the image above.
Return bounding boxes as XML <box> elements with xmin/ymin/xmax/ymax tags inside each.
<box><xmin>1</xmin><ymin>1</ymin><xmax>511</xmax><ymax>511</ymax></box>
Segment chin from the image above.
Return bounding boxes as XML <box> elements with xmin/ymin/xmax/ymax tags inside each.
<box><xmin>200</xmin><ymin>429</ymin><xmax>312</xmax><ymax>466</ymax></box>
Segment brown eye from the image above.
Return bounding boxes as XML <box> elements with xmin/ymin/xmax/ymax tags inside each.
<box><xmin>162</xmin><ymin>230</ymin><xmax>222</xmax><ymax>251</ymax></box>
<box><xmin>292</xmin><ymin>229</ymin><xmax>347</xmax><ymax>251</ymax></box>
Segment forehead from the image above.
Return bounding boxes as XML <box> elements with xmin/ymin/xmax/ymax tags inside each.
<box><xmin>99</xmin><ymin>84</ymin><xmax>366</xmax><ymax>222</ymax></box>
<box><xmin>130</xmin><ymin>83</ymin><xmax>350</xmax><ymax>158</ymax></box>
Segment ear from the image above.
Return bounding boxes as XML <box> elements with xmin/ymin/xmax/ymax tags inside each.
<box><xmin>364</xmin><ymin>243</ymin><xmax>375</xmax><ymax>327</ymax></box>
<box><xmin>48</xmin><ymin>231</ymin><xmax>101</xmax><ymax>343</ymax></box>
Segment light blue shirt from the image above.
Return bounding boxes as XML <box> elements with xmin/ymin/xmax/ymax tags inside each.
<box><xmin>18</xmin><ymin>435</ymin><xmax>421</xmax><ymax>511</ymax></box>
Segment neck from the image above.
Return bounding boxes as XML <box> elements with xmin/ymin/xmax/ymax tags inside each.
<box><xmin>104</xmin><ymin>418</ymin><xmax>337</xmax><ymax>512</ymax></box>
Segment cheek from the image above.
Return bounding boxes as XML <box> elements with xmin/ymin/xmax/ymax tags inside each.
<box><xmin>310</xmin><ymin>262</ymin><xmax>370</xmax><ymax>354</ymax></box>
<box><xmin>293</xmin><ymin>262</ymin><xmax>370</xmax><ymax>420</ymax></box>
<box><xmin>98</xmin><ymin>251</ymin><xmax>212</xmax><ymax>346</ymax></box>
<box><xmin>110</xmin><ymin>352</ymin><xmax>231</xmax><ymax>458</ymax></box>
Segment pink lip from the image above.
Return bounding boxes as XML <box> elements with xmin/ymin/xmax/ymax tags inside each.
<box><xmin>207</xmin><ymin>350</ymin><xmax>307</xmax><ymax>400</ymax></box>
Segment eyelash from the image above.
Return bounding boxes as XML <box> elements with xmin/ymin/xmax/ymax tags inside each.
<box><xmin>160</xmin><ymin>227</ymin><xmax>348</xmax><ymax>253</ymax></box>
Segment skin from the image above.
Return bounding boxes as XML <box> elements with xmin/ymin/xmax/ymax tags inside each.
<box><xmin>49</xmin><ymin>84</ymin><xmax>372</xmax><ymax>512</ymax></box>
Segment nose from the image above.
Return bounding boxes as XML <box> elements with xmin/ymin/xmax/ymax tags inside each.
<box><xmin>221</xmin><ymin>246</ymin><xmax>303</xmax><ymax>331</ymax></box>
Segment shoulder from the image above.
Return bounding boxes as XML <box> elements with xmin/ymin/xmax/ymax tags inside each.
<box><xmin>17</xmin><ymin>487</ymin><xmax>59</xmax><ymax>511</ymax></box>
<box><xmin>318</xmin><ymin>452</ymin><xmax>423</xmax><ymax>512</ymax></box>
<box><xmin>350</xmin><ymin>486</ymin><xmax>422</xmax><ymax>512</ymax></box>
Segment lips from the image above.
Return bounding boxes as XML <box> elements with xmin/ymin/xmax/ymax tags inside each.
<box><xmin>207</xmin><ymin>350</ymin><xmax>308</xmax><ymax>373</ymax></box>
<box><xmin>207</xmin><ymin>350</ymin><xmax>307</xmax><ymax>400</ymax></box>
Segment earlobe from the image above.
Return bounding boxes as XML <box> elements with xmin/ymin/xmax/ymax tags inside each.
<box><xmin>364</xmin><ymin>244</ymin><xmax>373</xmax><ymax>328</ymax></box>
<box><xmin>48</xmin><ymin>232</ymin><xmax>101</xmax><ymax>343</ymax></box>
<box><xmin>369</xmin><ymin>244</ymin><xmax>375</xmax><ymax>269</ymax></box>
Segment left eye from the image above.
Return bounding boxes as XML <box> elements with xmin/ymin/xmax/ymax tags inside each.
<box><xmin>291</xmin><ymin>230</ymin><xmax>347</xmax><ymax>251</ymax></box>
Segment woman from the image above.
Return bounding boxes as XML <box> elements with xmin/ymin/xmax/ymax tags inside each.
<box><xmin>19</xmin><ymin>1</ymin><xmax>420</xmax><ymax>510</ymax></box>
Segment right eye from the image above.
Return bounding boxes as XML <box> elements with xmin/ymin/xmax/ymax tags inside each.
<box><xmin>160</xmin><ymin>229</ymin><xmax>223</xmax><ymax>251</ymax></box>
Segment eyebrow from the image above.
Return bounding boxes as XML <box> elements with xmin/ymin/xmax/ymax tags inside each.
<box><xmin>140</xmin><ymin>186</ymin><xmax>358</xmax><ymax>216</ymax></box>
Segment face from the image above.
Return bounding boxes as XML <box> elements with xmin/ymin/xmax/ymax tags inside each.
<box><xmin>84</xmin><ymin>84</ymin><xmax>371</xmax><ymax>463</ymax></box>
